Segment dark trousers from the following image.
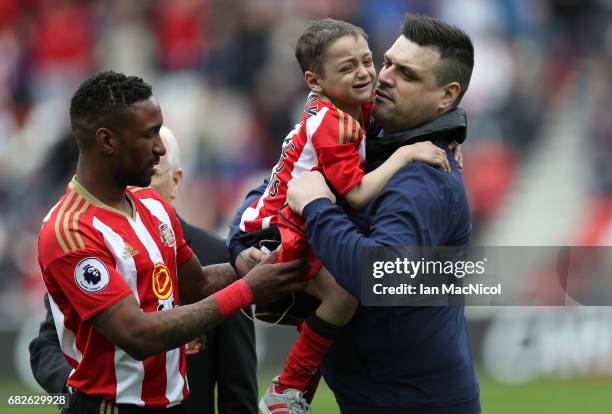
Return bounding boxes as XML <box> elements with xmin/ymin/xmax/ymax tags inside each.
<box><xmin>63</xmin><ymin>391</ymin><xmax>186</xmax><ymax>414</ymax></box>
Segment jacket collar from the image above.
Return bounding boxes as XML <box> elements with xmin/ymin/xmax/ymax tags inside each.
<box><xmin>366</xmin><ymin>107</ymin><xmax>467</xmax><ymax>168</ymax></box>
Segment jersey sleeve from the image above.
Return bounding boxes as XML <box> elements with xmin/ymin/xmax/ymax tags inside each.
<box><xmin>311</xmin><ymin>108</ymin><xmax>365</xmax><ymax>196</ymax></box>
<box><xmin>44</xmin><ymin>250</ymin><xmax>133</xmax><ymax>321</ymax></box>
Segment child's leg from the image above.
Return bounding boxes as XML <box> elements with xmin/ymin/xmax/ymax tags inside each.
<box><xmin>276</xmin><ymin>267</ymin><xmax>358</xmax><ymax>392</ymax></box>
<box><xmin>262</xmin><ymin>206</ymin><xmax>356</xmax><ymax>407</ymax></box>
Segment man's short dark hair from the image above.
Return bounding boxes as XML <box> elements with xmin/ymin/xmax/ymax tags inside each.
<box><xmin>295</xmin><ymin>18</ymin><xmax>368</xmax><ymax>75</ymax></box>
<box><xmin>401</xmin><ymin>14</ymin><xmax>474</xmax><ymax>106</ymax></box>
<box><xmin>70</xmin><ymin>71</ymin><xmax>152</xmax><ymax>143</ymax></box>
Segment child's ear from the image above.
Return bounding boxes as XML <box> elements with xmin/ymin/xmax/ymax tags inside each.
<box><xmin>304</xmin><ymin>71</ymin><xmax>323</xmax><ymax>93</ymax></box>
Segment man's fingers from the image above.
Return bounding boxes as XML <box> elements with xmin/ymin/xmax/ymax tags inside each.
<box><xmin>257</xmin><ymin>257</ymin><xmax>307</xmax><ymax>276</ymax></box>
<box><xmin>258</xmin><ymin>249</ymin><xmax>279</xmax><ymax>265</ymax></box>
<box><xmin>274</xmin><ymin>258</ymin><xmax>308</xmax><ymax>274</ymax></box>
<box><xmin>286</xmin><ymin>279</ymin><xmax>308</xmax><ymax>292</ymax></box>
<box><xmin>246</xmin><ymin>247</ymin><xmax>267</xmax><ymax>262</ymax></box>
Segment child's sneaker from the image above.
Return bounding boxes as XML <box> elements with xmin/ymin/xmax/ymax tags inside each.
<box><xmin>259</xmin><ymin>376</ymin><xmax>312</xmax><ymax>414</ymax></box>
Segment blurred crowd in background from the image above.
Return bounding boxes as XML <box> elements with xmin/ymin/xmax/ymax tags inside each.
<box><xmin>0</xmin><ymin>0</ymin><xmax>612</xmax><ymax>325</ymax></box>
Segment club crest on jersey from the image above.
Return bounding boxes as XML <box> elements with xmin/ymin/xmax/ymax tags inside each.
<box><xmin>122</xmin><ymin>243</ymin><xmax>139</xmax><ymax>260</ymax></box>
<box><xmin>74</xmin><ymin>257</ymin><xmax>109</xmax><ymax>293</ymax></box>
<box><xmin>159</xmin><ymin>223</ymin><xmax>176</xmax><ymax>247</ymax></box>
<box><xmin>152</xmin><ymin>263</ymin><xmax>173</xmax><ymax>300</ymax></box>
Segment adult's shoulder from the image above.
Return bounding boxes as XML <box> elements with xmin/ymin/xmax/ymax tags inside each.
<box><xmin>369</xmin><ymin>163</ymin><xmax>469</xmax><ymax>245</ymax></box>
<box><xmin>377</xmin><ymin>163</ymin><xmax>456</xmax><ymax>207</ymax></box>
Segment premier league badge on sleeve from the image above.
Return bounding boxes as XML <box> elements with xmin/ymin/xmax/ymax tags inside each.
<box><xmin>74</xmin><ymin>257</ymin><xmax>110</xmax><ymax>293</ymax></box>
<box><xmin>159</xmin><ymin>223</ymin><xmax>176</xmax><ymax>247</ymax></box>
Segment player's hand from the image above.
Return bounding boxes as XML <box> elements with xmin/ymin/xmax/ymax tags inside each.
<box><xmin>242</xmin><ymin>249</ymin><xmax>307</xmax><ymax>304</ymax></box>
<box><xmin>287</xmin><ymin>171</ymin><xmax>336</xmax><ymax>215</ymax></box>
<box><xmin>235</xmin><ymin>247</ymin><xmax>267</xmax><ymax>277</ymax></box>
<box><xmin>403</xmin><ymin>141</ymin><xmax>450</xmax><ymax>172</ymax></box>
<box><xmin>448</xmin><ymin>140</ymin><xmax>463</xmax><ymax>169</ymax></box>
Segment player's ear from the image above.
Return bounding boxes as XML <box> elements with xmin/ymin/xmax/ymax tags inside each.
<box><xmin>304</xmin><ymin>71</ymin><xmax>323</xmax><ymax>94</ymax></box>
<box><xmin>96</xmin><ymin>127</ymin><xmax>117</xmax><ymax>155</ymax></box>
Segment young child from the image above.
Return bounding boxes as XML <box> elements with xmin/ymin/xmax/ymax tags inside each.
<box><xmin>239</xmin><ymin>19</ymin><xmax>451</xmax><ymax>413</ymax></box>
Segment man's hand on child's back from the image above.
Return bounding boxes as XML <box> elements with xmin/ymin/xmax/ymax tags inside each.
<box><xmin>287</xmin><ymin>171</ymin><xmax>337</xmax><ymax>215</ymax></box>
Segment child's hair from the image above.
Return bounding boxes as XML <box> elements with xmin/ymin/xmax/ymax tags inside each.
<box><xmin>295</xmin><ymin>18</ymin><xmax>368</xmax><ymax>75</ymax></box>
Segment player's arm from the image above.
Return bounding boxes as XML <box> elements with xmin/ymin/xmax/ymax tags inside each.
<box><xmin>172</xmin><ymin>208</ymin><xmax>244</xmax><ymax>304</ymax></box>
<box><xmin>91</xmin><ymin>252</ymin><xmax>306</xmax><ymax>361</ymax></box>
<box><xmin>177</xmin><ymin>254</ymin><xmax>240</xmax><ymax>304</ymax></box>
<box><xmin>344</xmin><ymin>141</ymin><xmax>450</xmax><ymax>211</ymax></box>
<box><xmin>178</xmin><ymin>238</ymin><xmax>267</xmax><ymax>303</ymax></box>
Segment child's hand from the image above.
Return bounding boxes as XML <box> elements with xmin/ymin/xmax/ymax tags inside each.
<box><xmin>403</xmin><ymin>141</ymin><xmax>450</xmax><ymax>172</ymax></box>
<box><xmin>448</xmin><ymin>140</ymin><xmax>463</xmax><ymax>169</ymax></box>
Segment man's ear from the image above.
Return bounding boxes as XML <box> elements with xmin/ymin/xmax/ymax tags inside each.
<box><xmin>304</xmin><ymin>71</ymin><xmax>323</xmax><ymax>93</ymax></box>
<box><xmin>96</xmin><ymin>127</ymin><xmax>117</xmax><ymax>155</ymax></box>
<box><xmin>438</xmin><ymin>82</ymin><xmax>461</xmax><ymax>111</ymax></box>
<box><xmin>170</xmin><ymin>168</ymin><xmax>184</xmax><ymax>201</ymax></box>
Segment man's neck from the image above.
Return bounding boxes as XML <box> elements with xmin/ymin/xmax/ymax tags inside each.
<box><xmin>366</xmin><ymin>107</ymin><xmax>467</xmax><ymax>171</ymax></box>
<box><xmin>75</xmin><ymin>163</ymin><xmax>132</xmax><ymax>215</ymax></box>
<box><xmin>382</xmin><ymin>107</ymin><xmax>452</xmax><ymax>135</ymax></box>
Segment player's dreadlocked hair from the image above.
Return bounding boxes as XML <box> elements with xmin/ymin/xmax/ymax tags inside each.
<box><xmin>295</xmin><ymin>18</ymin><xmax>367</xmax><ymax>75</ymax></box>
<box><xmin>401</xmin><ymin>14</ymin><xmax>474</xmax><ymax>107</ymax></box>
<box><xmin>70</xmin><ymin>71</ymin><xmax>152</xmax><ymax>144</ymax></box>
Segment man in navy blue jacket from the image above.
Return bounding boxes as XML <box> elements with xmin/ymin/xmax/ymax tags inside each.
<box><xmin>229</xmin><ymin>14</ymin><xmax>480</xmax><ymax>414</ymax></box>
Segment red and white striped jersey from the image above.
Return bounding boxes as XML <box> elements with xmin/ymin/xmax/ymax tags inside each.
<box><xmin>38</xmin><ymin>178</ymin><xmax>193</xmax><ymax>408</ymax></box>
<box><xmin>240</xmin><ymin>93</ymin><xmax>372</xmax><ymax>232</ymax></box>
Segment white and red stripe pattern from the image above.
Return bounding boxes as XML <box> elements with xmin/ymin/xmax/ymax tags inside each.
<box><xmin>240</xmin><ymin>93</ymin><xmax>370</xmax><ymax>233</ymax></box>
<box><xmin>38</xmin><ymin>180</ymin><xmax>192</xmax><ymax>408</ymax></box>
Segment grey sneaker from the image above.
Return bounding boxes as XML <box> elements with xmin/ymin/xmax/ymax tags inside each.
<box><xmin>259</xmin><ymin>376</ymin><xmax>312</xmax><ymax>414</ymax></box>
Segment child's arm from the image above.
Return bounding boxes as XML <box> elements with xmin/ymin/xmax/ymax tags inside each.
<box><xmin>345</xmin><ymin>141</ymin><xmax>450</xmax><ymax>211</ymax></box>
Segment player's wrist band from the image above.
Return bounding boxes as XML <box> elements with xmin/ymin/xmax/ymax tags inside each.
<box><xmin>213</xmin><ymin>279</ymin><xmax>254</xmax><ymax>318</ymax></box>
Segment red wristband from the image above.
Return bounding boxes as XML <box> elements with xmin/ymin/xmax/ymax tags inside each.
<box><xmin>213</xmin><ymin>279</ymin><xmax>254</xmax><ymax>318</ymax></box>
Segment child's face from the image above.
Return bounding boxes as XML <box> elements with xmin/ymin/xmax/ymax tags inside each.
<box><xmin>314</xmin><ymin>34</ymin><xmax>376</xmax><ymax>110</ymax></box>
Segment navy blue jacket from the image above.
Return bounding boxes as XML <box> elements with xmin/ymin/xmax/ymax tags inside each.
<box><xmin>228</xmin><ymin>108</ymin><xmax>480</xmax><ymax>414</ymax></box>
